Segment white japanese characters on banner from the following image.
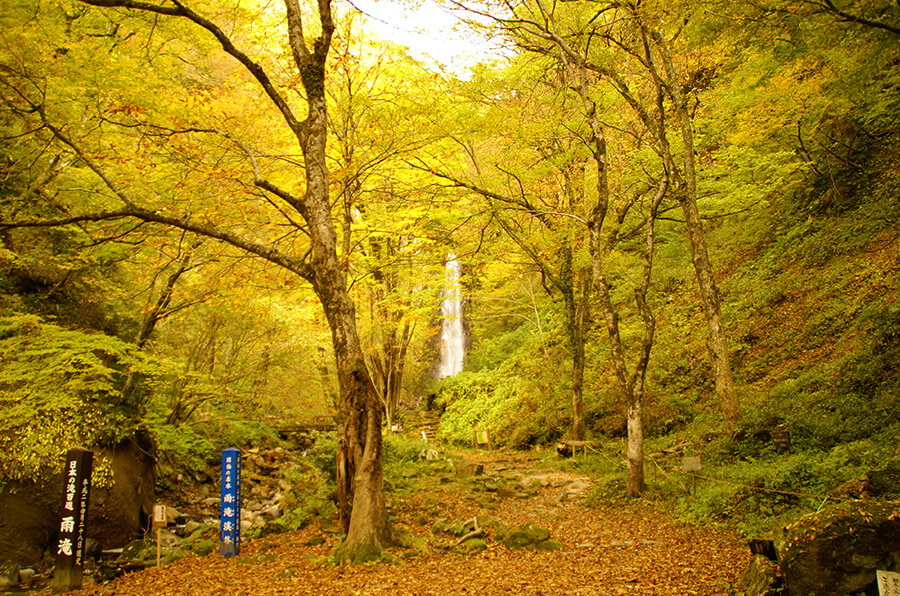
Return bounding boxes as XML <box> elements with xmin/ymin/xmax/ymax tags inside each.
<box><xmin>219</xmin><ymin>447</ymin><xmax>242</xmax><ymax>556</ymax></box>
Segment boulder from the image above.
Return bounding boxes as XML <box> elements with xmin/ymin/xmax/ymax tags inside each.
<box><xmin>86</xmin><ymin>431</ymin><xmax>157</xmax><ymax>548</ymax></box>
<box><xmin>456</xmin><ymin>461</ymin><xmax>484</xmax><ymax>478</ymax></box>
<box><xmin>165</xmin><ymin>505</ymin><xmax>185</xmax><ymax>525</ymax></box>
<box><xmin>776</xmin><ymin>500</ymin><xmax>900</xmax><ymax>596</ymax></box>
<box><xmin>737</xmin><ymin>554</ymin><xmax>782</xmax><ymax>596</ymax></box>
<box><xmin>502</xmin><ymin>524</ymin><xmax>552</xmax><ymax>549</ymax></box>
<box><xmin>0</xmin><ymin>562</ymin><xmax>19</xmax><ymax>589</ymax></box>
<box><xmin>17</xmin><ymin>568</ymin><xmax>35</xmax><ymax>586</ymax></box>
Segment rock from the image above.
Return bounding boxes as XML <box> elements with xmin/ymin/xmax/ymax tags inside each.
<box><xmin>869</xmin><ymin>464</ymin><xmax>900</xmax><ymax>498</ymax></box>
<box><xmin>183</xmin><ymin>520</ymin><xmax>203</xmax><ymax>536</ymax></box>
<box><xmin>17</xmin><ymin>568</ymin><xmax>35</xmax><ymax>585</ymax></box>
<box><xmin>0</xmin><ymin>432</ymin><xmax>156</xmax><ymax>568</ymax></box>
<box><xmin>85</xmin><ymin>538</ymin><xmax>103</xmax><ymax>561</ymax></box>
<box><xmin>165</xmin><ymin>505</ymin><xmax>185</xmax><ymax>525</ymax></box>
<box><xmin>121</xmin><ymin>538</ymin><xmax>149</xmax><ymax>561</ymax></box>
<box><xmin>0</xmin><ymin>562</ymin><xmax>19</xmax><ymax>588</ymax></box>
<box><xmin>202</xmin><ymin>497</ymin><xmax>219</xmax><ymax>507</ymax></box>
<box><xmin>306</xmin><ymin>536</ymin><xmax>326</xmax><ymax>546</ymax></box>
<box><xmin>563</xmin><ymin>479</ymin><xmax>591</xmax><ymax>494</ymax></box>
<box><xmin>456</xmin><ymin>461</ymin><xmax>484</xmax><ymax>478</ymax></box>
<box><xmin>258</xmin><ymin>521</ymin><xmax>289</xmax><ymax>539</ymax></box>
<box><xmin>157</xmin><ymin>529</ymin><xmax>182</xmax><ymax>550</ymax></box>
<box><xmin>556</xmin><ymin>443</ymin><xmax>573</xmax><ymax>458</ymax></box>
<box><xmin>534</xmin><ymin>540</ymin><xmax>564</xmax><ymax>551</ymax></box>
<box><xmin>502</xmin><ymin>524</ymin><xmax>552</xmax><ymax>549</ymax></box>
<box><xmin>240</xmin><ymin>519</ymin><xmax>253</xmax><ymax>533</ymax></box>
<box><xmin>497</xmin><ymin>486</ymin><xmax>518</xmax><ymax>499</ymax></box>
<box><xmin>261</xmin><ymin>504</ymin><xmax>282</xmax><ymax>519</ymax></box>
<box><xmin>829</xmin><ymin>477</ymin><xmax>875</xmax><ymax>500</ymax></box>
<box><xmin>737</xmin><ymin>554</ymin><xmax>782</xmax><ymax>596</ymax></box>
<box><xmin>520</xmin><ymin>476</ymin><xmax>551</xmax><ymax>489</ymax></box>
<box><xmin>246</xmin><ymin>500</ymin><xmax>264</xmax><ymax>512</ymax></box>
<box><xmin>418</xmin><ymin>448</ymin><xmax>440</xmax><ymax>461</ymax></box>
<box><xmin>458</xmin><ymin>538</ymin><xmax>487</xmax><ymax>552</ymax></box>
<box><xmin>776</xmin><ymin>500</ymin><xmax>900</xmax><ymax>596</ymax></box>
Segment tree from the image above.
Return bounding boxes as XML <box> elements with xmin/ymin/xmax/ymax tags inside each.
<box><xmin>1</xmin><ymin>0</ymin><xmax>390</xmax><ymax>558</ymax></box>
<box><xmin>471</xmin><ymin>0</ymin><xmax>741</xmax><ymax>427</ymax></box>
<box><xmin>468</xmin><ymin>0</ymin><xmax>672</xmax><ymax>495</ymax></box>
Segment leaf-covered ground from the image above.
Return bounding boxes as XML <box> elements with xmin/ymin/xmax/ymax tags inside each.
<box><xmin>67</xmin><ymin>455</ymin><xmax>749</xmax><ymax>595</ymax></box>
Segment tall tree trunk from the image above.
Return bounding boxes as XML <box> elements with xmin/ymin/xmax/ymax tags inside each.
<box><xmin>644</xmin><ymin>22</ymin><xmax>742</xmax><ymax>428</ymax></box>
<box><xmin>304</xmin><ymin>85</ymin><xmax>391</xmax><ymax>556</ymax></box>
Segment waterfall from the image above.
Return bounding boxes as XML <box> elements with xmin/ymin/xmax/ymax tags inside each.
<box><xmin>438</xmin><ymin>254</ymin><xmax>465</xmax><ymax>379</ymax></box>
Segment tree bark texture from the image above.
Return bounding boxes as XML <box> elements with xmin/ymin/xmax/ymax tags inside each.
<box><xmin>642</xmin><ymin>22</ymin><xmax>741</xmax><ymax>428</ymax></box>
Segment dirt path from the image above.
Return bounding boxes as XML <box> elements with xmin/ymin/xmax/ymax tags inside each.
<box><xmin>67</xmin><ymin>454</ymin><xmax>749</xmax><ymax>595</ymax></box>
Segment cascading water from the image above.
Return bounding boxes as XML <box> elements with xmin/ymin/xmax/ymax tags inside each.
<box><xmin>438</xmin><ymin>254</ymin><xmax>466</xmax><ymax>379</ymax></box>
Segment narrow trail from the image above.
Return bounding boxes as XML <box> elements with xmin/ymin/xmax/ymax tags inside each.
<box><xmin>68</xmin><ymin>452</ymin><xmax>749</xmax><ymax>595</ymax></box>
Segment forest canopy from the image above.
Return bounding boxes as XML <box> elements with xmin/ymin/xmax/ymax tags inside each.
<box><xmin>0</xmin><ymin>0</ymin><xmax>898</xmax><ymax>558</ymax></box>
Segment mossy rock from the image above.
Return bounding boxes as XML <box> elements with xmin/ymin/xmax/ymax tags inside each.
<box><xmin>458</xmin><ymin>538</ymin><xmax>487</xmax><ymax>552</ymax></box>
<box><xmin>432</xmin><ymin>519</ymin><xmax>467</xmax><ymax>536</ymax></box>
<box><xmin>776</xmin><ymin>500</ymin><xmax>900</xmax><ymax>596</ymax></box>
<box><xmin>189</xmin><ymin>539</ymin><xmax>216</xmax><ymax>557</ymax></box>
<box><xmin>737</xmin><ymin>554</ymin><xmax>782</xmax><ymax>596</ymax></box>
<box><xmin>534</xmin><ymin>540</ymin><xmax>564</xmax><ymax>551</ymax></box>
<box><xmin>502</xmin><ymin>524</ymin><xmax>552</xmax><ymax>549</ymax></box>
<box><xmin>393</xmin><ymin>531</ymin><xmax>430</xmax><ymax>555</ymax></box>
<box><xmin>121</xmin><ymin>539</ymin><xmax>151</xmax><ymax>562</ymax></box>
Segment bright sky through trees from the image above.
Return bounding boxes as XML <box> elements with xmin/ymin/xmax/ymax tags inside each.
<box><xmin>346</xmin><ymin>0</ymin><xmax>506</xmax><ymax>76</ymax></box>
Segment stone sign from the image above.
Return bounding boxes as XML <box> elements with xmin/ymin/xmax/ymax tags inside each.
<box><xmin>52</xmin><ymin>448</ymin><xmax>93</xmax><ymax>593</ymax></box>
<box><xmin>219</xmin><ymin>447</ymin><xmax>242</xmax><ymax>556</ymax></box>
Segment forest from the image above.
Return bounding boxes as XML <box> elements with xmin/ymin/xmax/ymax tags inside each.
<box><xmin>0</xmin><ymin>0</ymin><xmax>898</xmax><ymax>593</ymax></box>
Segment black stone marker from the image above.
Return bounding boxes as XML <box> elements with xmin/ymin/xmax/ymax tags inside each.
<box><xmin>52</xmin><ymin>448</ymin><xmax>93</xmax><ymax>593</ymax></box>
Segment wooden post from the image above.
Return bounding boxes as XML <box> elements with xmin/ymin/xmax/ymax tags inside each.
<box><xmin>682</xmin><ymin>456</ymin><xmax>702</xmax><ymax>496</ymax></box>
<box><xmin>152</xmin><ymin>504</ymin><xmax>166</xmax><ymax>567</ymax></box>
<box><xmin>52</xmin><ymin>449</ymin><xmax>93</xmax><ymax>593</ymax></box>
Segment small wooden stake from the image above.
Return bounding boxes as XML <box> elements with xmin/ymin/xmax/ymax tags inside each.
<box><xmin>151</xmin><ymin>504</ymin><xmax>166</xmax><ymax>568</ymax></box>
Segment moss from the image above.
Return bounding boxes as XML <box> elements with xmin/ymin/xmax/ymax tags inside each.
<box><xmin>331</xmin><ymin>539</ymin><xmax>384</xmax><ymax>564</ymax></box>
<box><xmin>458</xmin><ymin>538</ymin><xmax>487</xmax><ymax>552</ymax></box>
<box><xmin>502</xmin><ymin>524</ymin><xmax>552</xmax><ymax>549</ymax></box>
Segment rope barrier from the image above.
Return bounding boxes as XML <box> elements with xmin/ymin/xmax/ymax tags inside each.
<box><xmin>576</xmin><ymin>449</ymin><xmax>845</xmax><ymax>501</ymax></box>
<box><xmin>686</xmin><ymin>472</ymin><xmax>844</xmax><ymax>502</ymax></box>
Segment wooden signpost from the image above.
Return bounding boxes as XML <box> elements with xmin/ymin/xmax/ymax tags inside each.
<box><xmin>473</xmin><ymin>429</ymin><xmax>492</xmax><ymax>449</ymax></box>
<box><xmin>52</xmin><ymin>448</ymin><xmax>93</xmax><ymax>593</ymax></box>
<box><xmin>682</xmin><ymin>456</ymin><xmax>702</xmax><ymax>495</ymax></box>
<box><xmin>220</xmin><ymin>447</ymin><xmax>242</xmax><ymax>556</ymax></box>
<box><xmin>152</xmin><ymin>504</ymin><xmax>166</xmax><ymax>567</ymax></box>
<box><xmin>772</xmin><ymin>427</ymin><xmax>791</xmax><ymax>452</ymax></box>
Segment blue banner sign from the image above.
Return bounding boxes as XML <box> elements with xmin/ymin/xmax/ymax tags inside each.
<box><xmin>219</xmin><ymin>447</ymin><xmax>242</xmax><ymax>556</ymax></box>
